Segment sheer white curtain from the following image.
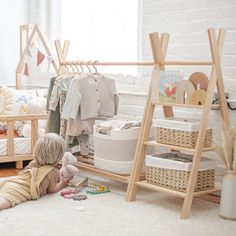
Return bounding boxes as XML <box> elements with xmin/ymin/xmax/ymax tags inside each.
<box><xmin>28</xmin><ymin>0</ymin><xmax>61</xmax><ymax>42</ymax></box>
<box><xmin>60</xmin><ymin>0</ymin><xmax>139</xmax><ymax>74</ymax></box>
<box><xmin>26</xmin><ymin>0</ymin><xmax>140</xmax><ymax>85</ymax></box>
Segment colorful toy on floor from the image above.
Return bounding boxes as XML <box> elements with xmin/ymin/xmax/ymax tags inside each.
<box><xmin>74</xmin><ymin>177</ymin><xmax>89</xmax><ymax>193</ymax></box>
<box><xmin>60</xmin><ymin>189</ymin><xmax>75</xmax><ymax>196</ymax></box>
<box><xmin>72</xmin><ymin>195</ymin><xmax>87</xmax><ymax>201</ymax></box>
<box><xmin>86</xmin><ymin>182</ymin><xmax>110</xmax><ymax>194</ymax></box>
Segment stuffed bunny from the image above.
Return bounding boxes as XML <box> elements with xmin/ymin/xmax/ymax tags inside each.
<box><xmin>60</xmin><ymin>152</ymin><xmax>79</xmax><ymax>178</ymax></box>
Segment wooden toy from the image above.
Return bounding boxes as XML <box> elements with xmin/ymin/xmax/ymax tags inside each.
<box><xmin>189</xmin><ymin>72</ymin><xmax>209</xmax><ymax>91</ymax></box>
<box><xmin>190</xmin><ymin>89</ymin><xmax>207</xmax><ymax>105</ymax></box>
<box><xmin>175</xmin><ymin>80</ymin><xmax>195</xmax><ymax>104</ymax></box>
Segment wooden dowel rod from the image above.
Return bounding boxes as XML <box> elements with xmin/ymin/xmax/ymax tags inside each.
<box><xmin>62</xmin><ymin>61</ymin><xmax>153</xmax><ymax>66</ymax></box>
<box><xmin>60</xmin><ymin>61</ymin><xmax>212</xmax><ymax>66</ymax></box>
<box><xmin>165</xmin><ymin>61</ymin><xmax>212</xmax><ymax>66</ymax></box>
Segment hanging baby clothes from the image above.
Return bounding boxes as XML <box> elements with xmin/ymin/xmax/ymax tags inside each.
<box><xmin>48</xmin><ymin>75</ymin><xmax>86</xmax><ymax>154</ymax></box>
<box><xmin>62</xmin><ymin>74</ymin><xmax>119</xmax><ymax>156</ymax></box>
<box><xmin>62</xmin><ymin>74</ymin><xmax>119</xmax><ymax>120</ymax></box>
<box><xmin>49</xmin><ymin>76</ymin><xmax>71</xmax><ymax>139</ymax></box>
<box><xmin>46</xmin><ymin>77</ymin><xmax>60</xmax><ymax>134</ymax></box>
<box><xmin>62</xmin><ymin>75</ymin><xmax>93</xmax><ymax>155</ymax></box>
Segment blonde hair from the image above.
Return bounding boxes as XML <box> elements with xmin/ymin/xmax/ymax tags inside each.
<box><xmin>33</xmin><ymin>133</ymin><xmax>66</xmax><ymax>166</ymax></box>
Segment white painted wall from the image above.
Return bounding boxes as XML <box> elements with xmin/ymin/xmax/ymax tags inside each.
<box><xmin>0</xmin><ymin>0</ymin><xmax>28</xmax><ymax>86</ymax></box>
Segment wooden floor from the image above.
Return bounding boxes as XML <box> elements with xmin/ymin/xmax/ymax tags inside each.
<box><xmin>0</xmin><ymin>162</ymin><xmax>22</xmax><ymax>177</ymax></box>
<box><xmin>0</xmin><ymin>162</ymin><xmax>220</xmax><ymax>204</ymax></box>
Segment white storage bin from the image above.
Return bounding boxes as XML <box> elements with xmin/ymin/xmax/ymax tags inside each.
<box><xmin>94</xmin><ymin>127</ymin><xmax>140</xmax><ymax>162</ymax></box>
<box><xmin>94</xmin><ymin>156</ymin><xmax>133</xmax><ymax>175</ymax></box>
<box><xmin>93</xmin><ymin>120</ymin><xmax>154</xmax><ymax>174</ymax></box>
<box><xmin>94</xmin><ymin>156</ymin><xmax>145</xmax><ymax>175</ymax></box>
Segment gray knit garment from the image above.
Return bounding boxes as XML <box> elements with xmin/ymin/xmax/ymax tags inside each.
<box><xmin>62</xmin><ymin>75</ymin><xmax>119</xmax><ymax>120</ymax></box>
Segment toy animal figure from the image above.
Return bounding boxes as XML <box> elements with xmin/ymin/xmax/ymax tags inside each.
<box><xmin>60</xmin><ymin>152</ymin><xmax>79</xmax><ymax>179</ymax></box>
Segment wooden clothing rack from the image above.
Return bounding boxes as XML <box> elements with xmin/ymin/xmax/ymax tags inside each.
<box><xmin>54</xmin><ymin>28</ymin><xmax>228</xmax><ymax>218</ymax></box>
<box><xmin>54</xmin><ymin>39</ymin><xmax>151</xmax><ymax>183</ymax></box>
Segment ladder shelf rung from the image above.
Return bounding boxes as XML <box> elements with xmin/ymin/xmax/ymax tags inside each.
<box><xmin>135</xmin><ymin>181</ymin><xmax>186</xmax><ymax>197</ymax></box>
<box><xmin>75</xmin><ymin>161</ymin><xmax>130</xmax><ymax>183</ymax></box>
<box><xmin>135</xmin><ymin>181</ymin><xmax>221</xmax><ymax>198</ymax></box>
<box><xmin>144</xmin><ymin>141</ymin><xmax>215</xmax><ymax>152</ymax></box>
<box><xmin>153</xmin><ymin>102</ymin><xmax>220</xmax><ymax>110</ymax></box>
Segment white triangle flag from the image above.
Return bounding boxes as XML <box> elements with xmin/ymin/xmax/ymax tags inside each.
<box><xmin>25</xmin><ymin>45</ymin><xmax>32</xmax><ymax>57</ymax></box>
<box><xmin>47</xmin><ymin>56</ymin><xmax>53</xmax><ymax>72</ymax></box>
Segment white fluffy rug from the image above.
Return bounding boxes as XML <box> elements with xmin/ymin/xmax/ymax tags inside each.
<box><xmin>0</xmin><ymin>174</ymin><xmax>236</xmax><ymax>236</ymax></box>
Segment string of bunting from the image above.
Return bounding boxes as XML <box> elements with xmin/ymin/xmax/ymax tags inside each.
<box><xmin>23</xmin><ymin>43</ymin><xmax>54</xmax><ymax>76</ymax></box>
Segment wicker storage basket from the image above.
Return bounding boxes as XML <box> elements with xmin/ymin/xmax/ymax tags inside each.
<box><xmin>155</xmin><ymin>118</ymin><xmax>213</xmax><ymax>148</ymax></box>
<box><xmin>145</xmin><ymin>153</ymin><xmax>215</xmax><ymax>192</ymax></box>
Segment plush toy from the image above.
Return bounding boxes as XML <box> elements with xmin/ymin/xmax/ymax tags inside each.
<box><xmin>18</xmin><ymin>97</ymin><xmax>47</xmax><ymax>137</ymax></box>
<box><xmin>60</xmin><ymin>152</ymin><xmax>79</xmax><ymax>178</ymax></box>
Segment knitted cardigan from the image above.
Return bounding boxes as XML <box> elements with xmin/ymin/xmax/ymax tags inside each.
<box><xmin>62</xmin><ymin>75</ymin><xmax>119</xmax><ymax>120</ymax></box>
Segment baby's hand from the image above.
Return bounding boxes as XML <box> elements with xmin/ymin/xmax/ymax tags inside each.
<box><xmin>60</xmin><ymin>175</ymin><xmax>72</xmax><ymax>187</ymax></box>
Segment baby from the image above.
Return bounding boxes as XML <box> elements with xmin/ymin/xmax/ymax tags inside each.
<box><xmin>0</xmin><ymin>133</ymin><xmax>70</xmax><ymax>210</ymax></box>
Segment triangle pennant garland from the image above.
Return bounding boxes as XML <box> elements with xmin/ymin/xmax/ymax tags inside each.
<box><xmin>47</xmin><ymin>56</ymin><xmax>54</xmax><ymax>72</ymax></box>
<box><xmin>23</xmin><ymin>63</ymin><xmax>29</xmax><ymax>76</ymax></box>
<box><xmin>37</xmin><ymin>50</ymin><xmax>45</xmax><ymax>66</ymax></box>
<box><xmin>25</xmin><ymin>46</ymin><xmax>32</xmax><ymax>57</ymax></box>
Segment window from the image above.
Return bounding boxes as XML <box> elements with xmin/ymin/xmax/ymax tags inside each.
<box><xmin>61</xmin><ymin>0</ymin><xmax>139</xmax><ymax>73</ymax></box>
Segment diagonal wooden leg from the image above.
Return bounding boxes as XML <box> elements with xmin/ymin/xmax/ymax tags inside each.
<box><xmin>126</xmin><ymin>81</ymin><xmax>156</xmax><ymax>201</ymax></box>
<box><xmin>126</xmin><ymin>32</ymin><xmax>171</xmax><ymax>201</ymax></box>
<box><xmin>181</xmin><ymin>29</ymin><xmax>225</xmax><ymax>218</ymax></box>
<box><xmin>181</xmin><ymin>67</ymin><xmax>218</xmax><ymax>218</ymax></box>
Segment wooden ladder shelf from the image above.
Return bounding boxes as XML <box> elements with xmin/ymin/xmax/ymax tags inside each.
<box><xmin>126</xmin><ymin>28</ymin><xmax>229</xmax><ymax>219</ymax></box>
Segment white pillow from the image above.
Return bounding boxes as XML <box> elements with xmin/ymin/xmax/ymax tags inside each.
<box><xmin>0</xmin><ymin>86</ymin><xmax>37</xmax><ymax>115</ymax></box>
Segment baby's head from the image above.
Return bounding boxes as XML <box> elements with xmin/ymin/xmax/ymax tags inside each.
<box><xmin>33</xmin><ymin>133</ymin><xmax>66</xmax><ymax>166</ymax></box>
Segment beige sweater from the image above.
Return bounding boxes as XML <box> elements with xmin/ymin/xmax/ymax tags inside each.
<box><xmin>62</xmin><ymin>75</ymin><xmax>119</xmax><ymax>120</ymax></box>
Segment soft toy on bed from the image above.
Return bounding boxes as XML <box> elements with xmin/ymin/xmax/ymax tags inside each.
<box><xmin>18</xmin><ymin>97</ymin><xmax>47</xmax><ymax>137</ymax></box>
<box><xmin>60</xmin><ymin>152</ymin><xmax>79</xmax><ymax>179</ymax></box>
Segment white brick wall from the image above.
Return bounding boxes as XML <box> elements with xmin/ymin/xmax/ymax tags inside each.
<box><xmin>116</xmin><ymin>0</ymin><xmax>236</xmax><ymax>131</ymax></box>
<box><xmin>140</xmin><ymin>0</ymin><xmax>236</xmax><ymax>93</ymax></box>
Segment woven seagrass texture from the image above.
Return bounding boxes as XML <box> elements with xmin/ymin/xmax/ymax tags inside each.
<box><xmin>146</xmin><ymin>166</ymin><xmax>215</xmax><ymax>192</ymax></box>
<box><xmin>156</xmin><ymin>128</ymin><xmax>212</xmax><ymax>148</ymax></box>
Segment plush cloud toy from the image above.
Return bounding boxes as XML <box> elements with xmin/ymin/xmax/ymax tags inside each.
<box><xmin>19</xmin><ymin>97</ymin><xmax>47</xmax><ymax>137</ymax></box>
<box><xmin>60</xmin><ymin>152</ymin><xmax>79</xmax><ymax>179</ymax></box>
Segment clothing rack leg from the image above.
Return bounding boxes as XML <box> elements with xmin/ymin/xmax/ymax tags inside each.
<box><xmin>181</xmin><ymin>28</ymin><xmax>227</xmax><ymax>218</ymax></box>
<box><xmin>126</xmin><ymin>32</ymin><xmax>171</xmax><ymax>201</ymax></box>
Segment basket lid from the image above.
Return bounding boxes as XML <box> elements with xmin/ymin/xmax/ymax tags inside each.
<box><xmin>153</xmin><ymin>117</ymin><xmax>213</xmax><ymax>131</ymax></box>
<box><xmin>145</xmin><ymin>152</ymin><xmax>216</xmax><ymax>171</ymax></box>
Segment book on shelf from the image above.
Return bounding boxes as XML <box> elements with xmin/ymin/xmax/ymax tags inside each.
<box><xmin>151</xmin><ymin>70</ymin><xmax>184</xmax><ymax>103</ymax></box>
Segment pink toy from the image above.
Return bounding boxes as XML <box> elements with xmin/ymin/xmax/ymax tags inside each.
<box><xmin>60</xmin><ymin>189</ymin><xmax>75</xmax><ymax>196</ymax></box>
<box><xmin>60</xmin><ymin>152</ymin><xmax>79</xmax><ymax>178</ymax></box>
